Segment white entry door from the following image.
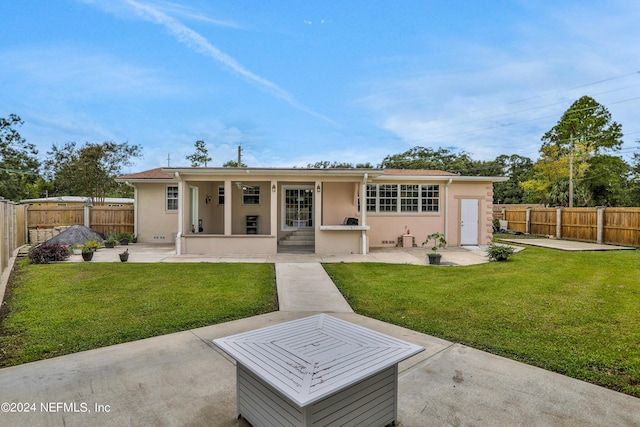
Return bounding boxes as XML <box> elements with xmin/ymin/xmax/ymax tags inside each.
<box><xmin>460</xmin><ymin>199</ymin><xmax>479</xmax><ymax>245</ymax></box>
<box><xmin>283</xmin><ymin>186</ymin><xmax>314</xmax><ymax>229</ymax></box>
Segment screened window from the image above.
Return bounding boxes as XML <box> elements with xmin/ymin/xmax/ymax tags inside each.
<box><xmin>166</xmin><ymin>186</ymin><xmax>178</xmax><ymax>211</ymax></box>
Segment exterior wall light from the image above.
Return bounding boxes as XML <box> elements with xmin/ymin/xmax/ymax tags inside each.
<box><xmin>316</xmin><ymin>184</ymin><xmax>321</xmax><ymax>192</ymax></box>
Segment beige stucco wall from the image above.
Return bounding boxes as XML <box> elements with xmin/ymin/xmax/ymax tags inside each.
<box><xmin>134</xmin><ymin>183</ymin><xmax>178</xmax><ymax>243</ymax></box>
<box><xmin>365</xmin><ymin>180</ymin><xmax>494</xmax><ymax>248</ymax></box>
<box><xmin>321</xmin><ymin>182</ymin><xmax>358</xmax><ymax>225</ymax></box>
<box><xmin>316</xmin><ymin>230</ymin><xmax>363</xmax><ymax>254</ymax></box>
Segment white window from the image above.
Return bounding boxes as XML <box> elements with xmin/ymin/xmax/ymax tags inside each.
<box><xmin>421</xmin><ymin>185</ymin><xmax>440</xmax><ymax>212</ymax></box>
<box><xmin>166</xmin><ymin>186</ymin><xmax>178</xmax><ymax>211</ymax></box>
<box><xmin>242</xmin><ymin>186</ymin><xmax>260</xmax><ymax>205</ymax></box>
<box><xmin>364</xmin><ymin>184</ymin><xmax>440</xmax><ymax>213</ymax></box>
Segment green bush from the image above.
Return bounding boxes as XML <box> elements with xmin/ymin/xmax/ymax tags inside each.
<box><xmin>486</xmin><ymin>243</ymin><xmax>515</xmax><ymax>261</ymax></box>
<box><xmin>28</xmin><ymin>244</ymin><xmax>70</xmax><ymax>264</ymax></box>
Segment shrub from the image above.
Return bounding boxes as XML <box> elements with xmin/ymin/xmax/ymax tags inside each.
<box><xmin>486</xmin><ymin>243</ymin><xmax>515</xmax><ymax>262</ymax></box>
<box><xmin>28</xmin><ymin>244</ymin><xmax>70</xmax><ymax>264</ymax></box>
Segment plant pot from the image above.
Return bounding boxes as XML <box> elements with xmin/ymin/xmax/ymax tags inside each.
<box><xmin>119</xmin><ymin>253</ymin><xmax>129</xmax><ymax>262</ymax></box>
<box><xmin>105</xmin><ymin>241</ymin><xmax>115</xmax><ymax>248</ymax></box>
<box><xmin>73</xmin><ymin>248</ymin><xmax>82</xmax><ymax>255</ymax></box>
<box><xmin>82</xmin><ymin>251</ymin><xmax>94</xmax><ymax>261</ymax></box>
<box><xmin>428</xmin><ymin>253</ymin><xmax>442</xmax><ymax>265</ymax></box>
<box><xmin>119</xmin><ymin>239</ymin><xmax>129</xmax><ymax>246</ymax></box>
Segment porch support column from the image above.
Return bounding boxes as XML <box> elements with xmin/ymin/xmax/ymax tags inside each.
<box><xmin>361</xmin><ymin>174</ymin><xmax>368</xmax><ymax>254</ymax></box>
<box><xmin>315</xmin><ymin>180</ymin><xmax>322</xmax><ymax>252</ymax></box>
<box><xmin>175</xmin><ymin>172</ymin><xmax>183</xmax><ymax>255</ymax></box>
<box><xmin>224</xmin><ymin>180</ymin><xmax>232</xmax><ymax>236</ymax></box>
<box><xmin>270</xmin><ymin>180</ymin><xmax>278</xmax><ymax>236</ymax></box>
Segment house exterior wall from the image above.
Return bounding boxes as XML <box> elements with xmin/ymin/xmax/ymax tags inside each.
<box><xmin>321</xmin><ymin>182</ymin><xmax>358</xmax><ymax>225</ymax></box>
<box><xmin>135</xmin><ymin>182</ymin><xmax>178</xmax><ymax>243</ymax></box>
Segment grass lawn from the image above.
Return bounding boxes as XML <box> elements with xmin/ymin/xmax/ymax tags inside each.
<box><xmin>0</xmin><ymin>263</ymin><xmax>276</xmax><ymax>368</ymax></box>
<box><xmin>323</xmin><ymin>245</ymin><xmax>640</xmax><ymax>397</ymax></box>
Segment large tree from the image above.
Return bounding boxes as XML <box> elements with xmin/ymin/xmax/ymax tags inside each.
<box><xmin>0</xmin><ymin>114</ymin><xmax>41</xmax><ymax>201</ymax></box>
<box><xmin>379</xmin><ymin>146</ymin><xmax>478</xmax><ymax>172</ymax></box>
<box><xmin>44</xmin><ymin>141</ymin><xmax>142</xmax><ymax>204</ymax></box>
<box><xmin>492</xmin><ymin>154</ymin><xmax>534</xmax><ymax>204</ymax></box>
<box><xmin>522</xmin><ymin>96</ymin><xmax>623</xmax><ymax>206</ymax></box>
<box><xmin>186</xmin><ymin>140</ymin><xmax>211</xmax><ymax>167</ymax></box>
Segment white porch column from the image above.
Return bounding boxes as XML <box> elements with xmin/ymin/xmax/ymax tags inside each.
<box><xmin>224</xmin><ymin>180</ymin><xmax>232</xmax><ymax>236</ymax></box>
<box><xmin>361</xmin><ymin>175</ymin><xmax>368</xmax><ymax>254</ymax></box>
<box><xmin>175</xmin><ymin>172</ymin><xmax>183</xmax><ymax>255</ymax></box>
<box><xmin>270</xmin><ymin>180</ymin><xmax>278</xmax><ymax>236</ymax></box>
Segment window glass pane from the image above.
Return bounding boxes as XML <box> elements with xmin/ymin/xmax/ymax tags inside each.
<box><xmin>166</xmin><ymin>186</ymin><xmax>178</xmax><ymax>210</ymax></box>
<box><xmin>366</xmin><ymin>184</ymin><xmax>377</xmax><ymax>212</ymax></box>
<box><xmin>378</xmin><ymin>184</ymin><xmax>398</xmax><ymax>212</ymax></box>
<box><xmin>218</xmin><ymin>186</ymin><xmax>225</xmax><ymax>204</ymax></box>
<box><xmin>243</xmin><ymin>186</ymin><xmax>260</xmax><ymax>205</ymax></box>
<box><xmin>400</xmin><ymin>184</ymin><xmax>419</xmax><ymax>212</ymax></box>
<box><xmin>421</xmin><ymin>184</ymin><xmax>440</xmax><ymax>212</ymax></box>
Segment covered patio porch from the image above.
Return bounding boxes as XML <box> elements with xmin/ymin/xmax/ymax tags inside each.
<box><xmin>167</xmin><ymin>168</ymin><xmax>374</xmax><ymax>255</ymax></box>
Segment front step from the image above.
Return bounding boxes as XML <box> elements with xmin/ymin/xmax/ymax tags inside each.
<box><xmin>280</xmin><ymin>229</ymin><xmax>315</xmax><ymax>246</ymax></box>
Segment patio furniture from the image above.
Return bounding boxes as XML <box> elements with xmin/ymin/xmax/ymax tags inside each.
<box><xmin>213</xmin><ymin>314</ymin><xmax>424</xmax><ymax>427</ymax></box>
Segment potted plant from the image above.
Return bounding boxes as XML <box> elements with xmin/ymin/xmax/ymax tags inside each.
<box><xmin>105</xmin><ymin>233</ymin><xmax>117</xmax><ymax>248</ymax></box>
<box><xmin>81</xmin><ymin>239</ymin><xmax>99</xmax><ymax>261</ymax></box>
<box><xmin>118</xmin><ymin>232</ymin><xmax>133</xmax><ymax>245</ymax></box>
<box><xmin>422</xmin><ymin>232</ymin><xmax>447</xmax><ymax>265</ymax></box>
<box><xmin>72</xmin><ymin>244</ymin><xmax>82</xmax><ymax>255</ymax></box>
<box><xmin>119</xmin><ymin>248</ymin><xmax>129</xmax><ymax>262</ymax></box>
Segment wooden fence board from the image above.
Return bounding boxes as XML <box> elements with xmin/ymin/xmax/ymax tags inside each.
<box><xmin>530</xmin><ymin>208</ymin><xmax>556</xmax><ymax>236</ymax></box>
<box><xmin>497</xmin><ymin>205</ymin><xmax>640</xmax><ymax>247</ymax></box>
<box><xmin>25</xmin><ymin>205</ymin><xmax>134</xmax><ymax>243</ymax></box>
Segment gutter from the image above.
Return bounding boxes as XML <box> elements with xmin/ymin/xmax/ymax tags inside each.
<box><xmin>444</xmin><ymin>178</ymin><xmax>453</xmax><ymax>242</ymax></box>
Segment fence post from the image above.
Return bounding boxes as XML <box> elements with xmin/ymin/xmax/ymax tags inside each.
<box><xmin>525</xmin><ymin>207</ymin><xmax>531</xmax><ymax>234</ymax></box>
<box><xmin>84</xmin><ymin>205</ymin><xmax>91</xmax><ymax>228</ymax></box>
<box><xmin>556</xmin><ymin>208</ymin><xmax>562</xmax><ymax>239</ymax></box>
<box><xmin>597</xmin><ymin>207</ymin><xmax>604</xmax><ymax>244</ymax></box>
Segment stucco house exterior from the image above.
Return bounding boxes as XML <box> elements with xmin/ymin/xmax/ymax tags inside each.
<box><xmin>117</xmin><ymin>167</ymin><xmax>507</xmax><ymax>255</ymax></box>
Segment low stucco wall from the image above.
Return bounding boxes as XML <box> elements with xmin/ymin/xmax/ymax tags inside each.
<box><xmin>181</xmin><ymin>235</ymin><xmax>277</xmax><ymax>255</ymax></box>
<box><xmin>315</xmin><ymin>229</ymin><xmax>364</xmax><ymax>254</ymax></box>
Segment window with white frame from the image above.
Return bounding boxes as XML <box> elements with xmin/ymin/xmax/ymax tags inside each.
<box><xmin>364</xmin><ymin>183</ymin><xmax>440</xmax><ymax>213</ymax></box>
<box><xmin>421</xmin><ymin>184</ymin><xmax>440</xmax><ymax>212</ymax></box>
<box><xmin>166</xmin><ymin>186</ymin><xmax>179</xmax><ymax>211</ymax></box>
<box><xmin>242</xmin><ymin>186</ymin><xmax>260</xmax><ymax>205</ymax></box>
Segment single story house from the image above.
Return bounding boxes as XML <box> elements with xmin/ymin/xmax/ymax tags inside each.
<box><xmin>117</xmin><ymin>167</ymin><xmax>507</xmax><ymax>255</ymax></box>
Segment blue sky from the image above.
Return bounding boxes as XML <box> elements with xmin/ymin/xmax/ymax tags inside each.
<box><xmin>1</xmin><ymin>0</ymin><xmax>639</xmax><ymax>172</ymax></box>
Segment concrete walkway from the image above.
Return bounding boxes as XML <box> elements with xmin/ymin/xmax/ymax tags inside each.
<box><xmin>1</xmin><ymin>243</ymin><xmax>639</xmax><ymax>426</ymax></box>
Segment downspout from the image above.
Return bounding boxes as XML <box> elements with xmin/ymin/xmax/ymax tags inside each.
<box><xmin>444</xmin><ymin>178</ymin><xmax>452</xmax><ymax>243</ymax></box>
<box><xmin>361</xmin><ymin>173</ymin><xmax>368</xmax><ymax>254</ymax></box>
<box><xmin>124</xmin><ymin>181</ymin><xmax>138</xmax><ymax>240</ymax></box>
<box><xmin>175</xmin><ymin>172</ymin><xmax>183</xmax><ymax>255</ymax></box>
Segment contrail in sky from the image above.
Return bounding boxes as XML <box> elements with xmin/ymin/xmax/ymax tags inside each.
<box><xmin>109</xmin><ymin>0</ymin><xmax>337</xmax><ymax>124</ymax></box>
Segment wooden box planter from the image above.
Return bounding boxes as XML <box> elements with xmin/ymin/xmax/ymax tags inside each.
<box><xmin>213</xmin><ymin>314</ymin><xmax>423</xmax><ymax>427</ymax></box>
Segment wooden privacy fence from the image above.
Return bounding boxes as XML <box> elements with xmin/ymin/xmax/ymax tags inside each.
<box><xmin>1</xmin><ymin>199</ymin><xmax>27</xmax><ymax>278</ymax></box>
<box><xmin>27</xmin><ymin>205</ymin><xmax>134</xmax><ymax>244</ymax></box>
<box><xmin>494</xmin><ymin>206</ymin><xmax>640</xmax><ymax>247</ymax></box>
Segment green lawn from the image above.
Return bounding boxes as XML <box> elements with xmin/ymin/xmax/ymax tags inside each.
<box><xmin>323</xmin><ymin>246</ymin><xmax>640</xmax><ymax>397</ymax></box>
<box><xmin>0</xmin><ymin>263</ymin><xmax>276</xmax><ymax>368</ymax></box>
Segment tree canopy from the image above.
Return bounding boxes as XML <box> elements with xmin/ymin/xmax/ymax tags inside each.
<box><xmin>522</xmin><ymin>96</ymin><xmax>624</xmax><ymax>206</ymax></box>
<box><xmin>44</xmin><ymin>141</ymin><xmax>142</xmax><ymax>204</ymax></box>
<box><xmin>186</xmin><ymin>140</ymin><xmax>211</xmax><ymax>167</ymax></box>
<box><xmin>0</xmin><ymin>114</ymin><xmax>41</xmax><ymax>201</ymax></box>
